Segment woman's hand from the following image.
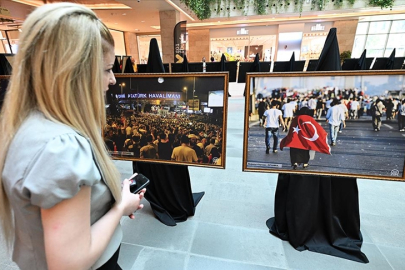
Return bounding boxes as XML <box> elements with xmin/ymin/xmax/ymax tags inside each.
<box><xmin>116</xmin><ymin>179</ymin><xmax>146</xmax><ymax>219</ymax></box>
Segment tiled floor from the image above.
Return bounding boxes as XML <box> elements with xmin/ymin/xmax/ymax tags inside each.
<box><xmin>1</xmin><ymin>83</ymin><xmax>405</xmax><ymax>269</ymax></box>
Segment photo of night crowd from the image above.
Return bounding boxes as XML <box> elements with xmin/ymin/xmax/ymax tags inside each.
<box><xmin>104</xmin><ymin>74</ymin><xmax>227</xmax><ymax>166</ymax></box>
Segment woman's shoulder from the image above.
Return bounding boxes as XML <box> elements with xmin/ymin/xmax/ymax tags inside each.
<box><xmin>5</xmin><ymin>112</ymin><xmax>92</xmax><ymax>182</ymax></box>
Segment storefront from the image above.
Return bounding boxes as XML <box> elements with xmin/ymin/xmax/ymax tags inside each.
<box><xmin>210</xmin><ymin>26</ymin><xmax>278</xmax><ymax>62</ymax></box>
<box><xmin>209</xmin><ymin>22</ymin><xmax>333</xmax><ymax>63</ymax></box>
<box><xmin>352</xmin><ymin>14</ymin><xmax>405</xmax><ymax>58</ymax></box>
<box><xmin>300</xmin><ymin>22</ymin><xmax>333</xmax><ymax>60</ymax></box>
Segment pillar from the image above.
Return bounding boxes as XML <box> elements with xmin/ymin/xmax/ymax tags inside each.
<box><xmin>159</xmin><ymin>10</ymin><xmax>180</xmax><ymax>63</ymax></box>
<box><xmin>187</xmin><ymin>29</ymin><xmax>210</xmax><ymax>62</ymax></box>
<box><xmin>124</xmin><ymin>32</ymin><xmax>139</xmax><ymax>64</ymax></box>
<box><xmin>333</xmin><ymin>20</ymin><xmax>358</xmax><ymax>54</ymax></box>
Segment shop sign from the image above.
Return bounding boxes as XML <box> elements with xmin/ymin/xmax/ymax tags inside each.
<box><xmin>116</xmin><ymin>92</ymin><xmax>183</xmax><ymax>100</ymax></box>
<box><xmin>311</xmin><ymin>24</ymin><xmax>325</xmax><ymax>31</ymax></box>
<box><xmin>237</xmin><ymin>28</ymin><xmax>249</xmax><ymax>35</ymax></box>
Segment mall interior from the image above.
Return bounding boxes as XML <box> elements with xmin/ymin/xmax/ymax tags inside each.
<box><xmin>1</xmin><ymin>0</ymin><xmax>405</xmax><ymax>269</ymax></box>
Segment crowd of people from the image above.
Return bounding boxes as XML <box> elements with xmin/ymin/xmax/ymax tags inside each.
<box><xmin>258</xmin><ymin>87</ymin><xmax>405</xmax><ymax>155</ymax></box>
<box><xmin>104</xmin><ymin>111</ymin><xmax>223</xmax><ymax>165</ymax></box>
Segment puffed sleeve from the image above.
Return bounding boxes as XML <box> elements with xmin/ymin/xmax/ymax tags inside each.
<box><xmin>22</xmin><ymin>133</ymin><xmax>101</xmax><ymax>209</ymax></box>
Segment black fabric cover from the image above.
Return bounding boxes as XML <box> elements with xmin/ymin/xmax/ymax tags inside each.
<box><xmin>251</xmin><ymin>53</ymin><xmax>261</xmax><ymax>72</ymax></box>
<box><xmin>357</xmin><ymin>49</ymin><xmax>367</xmax><ymax>70</ymax></box>
<box><xmin>145</xmin><ymin>38</ymin><xmax>165</xmax><ymax>73</ymax></box>
<box><xmin>0</xmin><ymin>54</ymin><xmax>12</xmax><ymax>75</ymax></box>
<box><xmin>182</xmin><ymin>54</ymin><xmax>189</xmax><ymax>72</ymax></box>
<box><xmin>315</xmin><ymin>28</ymin><xmax>342</xmax><ymax>71</ymax></box>
<box><xmin>386</xmin><ymin>49</ymin><xmax>396</xmax><ymax>69</ymax></box>
<box><xmin>269</xmin><ymin>27</ymin><xmax>368</xmax><ymax>263</ymax></box>
<box><xmin>113</xmin><ymin>56</ymin><xmax>121</xmax><ymax>73</ymax></box>
<box><xmin>220</xmin><ymin>53</ymin><xmax>226</xmax><ymax>71</ymax></box>
<box><xmin>133</xmin><ymin>163</ymin><xmax>204</xmax><ymax>226</ymax></box>
<box><xmin>123</xmin><ymin>56</ymin><xmax>135</xmax><ymax>73</ymax></box>
<box><xmin>289</xmin><ymin>52</ymin><xmax>295</xmax><ymax>71</ymax></box>
<box><xmin>133</xmin><ymin>38</ymin><xmax>204</xmax><ymax>226</ymax></box>
<box><xmin>220</xmin><ymin>54</ymin><xmax>232</xmax><ymax>96</ymax></box>
<box><xmin>267</xmin><ymin>174</ymin><xmax>368</xmax><ymax>263</ymax></box>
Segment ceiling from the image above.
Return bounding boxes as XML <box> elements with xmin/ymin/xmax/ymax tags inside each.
<box><xmin>1</xmin><ymin>0</ymin><xmax>405</xmax><ymax>33</ymax></box>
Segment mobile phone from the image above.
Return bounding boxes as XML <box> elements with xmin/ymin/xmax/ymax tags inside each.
<box><xmin>128</xmin><ymin>173</ymin><xmax>150</xmax><ymax>194</ymax></box>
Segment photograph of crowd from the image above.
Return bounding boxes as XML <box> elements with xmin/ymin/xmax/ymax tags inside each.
<box><xmin>104</xmin><ymin>73</ymin><xmax>228</xmax><ymax>168</ymax></box>
<box><xmin>243</xmin><ymin>71</ymin><xmax>405</xmax><ymax>181</ymax></box>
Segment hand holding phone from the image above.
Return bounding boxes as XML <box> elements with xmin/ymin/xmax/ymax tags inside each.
<box><xmin>128</xmin><ymin>172</ymin><xmax>150</xmax><ymax>194</ymax></box>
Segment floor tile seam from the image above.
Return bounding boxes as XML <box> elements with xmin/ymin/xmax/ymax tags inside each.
<box><xmin>120</xmin><ymin>241</ymin><xmax>190</xmax><ymax>255</ymax></box>
<box><xmin>192</xmin><ymin>216</ymin><xmax>274</xmax><ymax>231</ymax></box>
<box><xmin>183</xmin><ymin>254</ymin><xmax>190</xmax><ymax>270</ymax></box>
<box><xmin>374</xmin><ymin>244</ymin><xmax>395</xmax><ymax>270</ymax></box>
<box><xmin>195</xmin><ymin>220</ymin><xmax>271</xmax><ymax>233</ymax></box>
<box><xmin>195</xmin><ymin>196</ymin><xmax>274</xmax><ymax>205</ymax></box>
<box><xmin>359</xmin><ymin>213</ymin><xmax>405</xmax><ymax>220</ymax></box>
<box><xmin>186</xmin><ymin>252</ymin><xmax>288</xmax><ymax>269</ymax></box>
<box><xmin>186</xmin><ymin>219</ymin><xmax>199</xmax><ymax>254</ymax></box>
<box><xmin>359</xmin><ymin>212</ymin><xmax>405</xmax><ymax>219</ymax></box>
<box><xmin>374</xmin><ymin>244</ymin><xmax>405</xmax><ymax>250</ymax></box>
<box><xmin>194</xmin><ymin>181</ymin><xmax>274</xmax><ymax>188</ymax></box>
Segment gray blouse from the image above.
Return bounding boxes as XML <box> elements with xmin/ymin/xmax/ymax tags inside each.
<box><xmin>2</xmin><ymin>111</ymin><xmax>122</xmax><ymax>270</ymax></box>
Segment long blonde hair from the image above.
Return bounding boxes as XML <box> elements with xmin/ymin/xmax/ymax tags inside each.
<box><xmin>0</xmin><ymin>3</ymin><xmax>121</xmax><ymax>246</ymax></box>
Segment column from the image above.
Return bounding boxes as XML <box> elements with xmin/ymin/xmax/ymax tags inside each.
<box><xmin>187</xmin><ymin>29</ymin><xmax>210</xmax><ymax>62</ymax></box>
<box><xmin>124</xmin><ymin>32</ymin><xmax>139</xmax><ymax>64</ymax></box>
<box><xmin>333</xmin><ymin>20</ymin><xmax>358</xmax><ymax>53</ymax></box>
<box><xmin>159</xmin><ymin>10</ymin><xmax>180</xmax><ymax>63</ymax></box>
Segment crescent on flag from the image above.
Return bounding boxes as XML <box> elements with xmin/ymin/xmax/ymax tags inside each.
<box><xmin>280</xmin><ymin>115</ymin><xmax>331</xmax><ymax>155</ymax></box>
<box><xmin>301</xmin><ymin>121</ymin><xmax>319</xmax><ymax>141</ymax></box>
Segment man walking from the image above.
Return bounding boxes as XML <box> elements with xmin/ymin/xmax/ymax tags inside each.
<box><xmin>371</xmin><ymin>97</ymin><xmax>385</xmax><ymax>131</ymax></box>
<box><xmin>326</xmin><ymin>99</ymin><xmax>346</xmax><ymax>146</ymax></box>
<box><xmin>281</xmin><ymin>98</ymin><xmax>295</xmax><ymax>131</ymax></box>
<box><xmin>263</xmin><ymin>100</ymin><xmax>285</xmax><ymax>154</ymax></box>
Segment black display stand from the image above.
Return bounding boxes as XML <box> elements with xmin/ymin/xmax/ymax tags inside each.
<box><xmin>133</xmin><ymin>39</ymin><xmax>205</xmax><ymax>226</ymax></box>
<box><xmin>267</xmin><ymin>28</ymin><xmax>368</xmax><ymax>263</ymax></box>
<box><xmin>133</xmin><ymin>162</ymin><xmax>204</xmax><ymax>226</ymax></box>
<box><xmin>266</xmin><ymin>174</ymin><xmax>368</xmax><ymax>263</ymax></box>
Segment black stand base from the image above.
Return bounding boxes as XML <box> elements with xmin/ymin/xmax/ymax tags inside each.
<box><xmin>133</xmin><ymin>162</ymin><xmax>204</xmax><ymax>226</ymax></box>
<box><xmin>267</xmin><ymin>173</ymin><xmax>369</xmax><ymax>263</ymax></box>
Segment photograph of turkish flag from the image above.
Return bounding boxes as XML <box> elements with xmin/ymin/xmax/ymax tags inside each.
<box><xmin>280</xmin><ymin>115</ymin><xmax>331</xmax><ymax>155</ymax></box>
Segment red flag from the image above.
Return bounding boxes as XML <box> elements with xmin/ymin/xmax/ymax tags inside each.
<box><xmin>280</xmin><ymin>115</ymin><xmax>331</xmax><ymax>155</ymax></box>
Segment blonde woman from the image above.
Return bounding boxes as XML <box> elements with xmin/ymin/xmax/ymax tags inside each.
<box><xmin>0</xmin><ymin>3</ymin><xmax>145</xmax><ymax>270</ymax></box>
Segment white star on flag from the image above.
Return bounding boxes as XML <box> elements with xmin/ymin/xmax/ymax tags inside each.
<box><xmin>293</xmin><ymin>126</ymin><xmax>301</xmax><ymax>134</ymax></box>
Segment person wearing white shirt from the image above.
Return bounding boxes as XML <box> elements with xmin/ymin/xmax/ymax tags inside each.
<box><xmin>281</xmin><ymin>99</ymin><xmax>296</xmax><ymax>132</ymax></box>
<box><xmin>326</xmin><ymin>99</ymin><xmax>346</xmax><ymax>146</ymax></box>
<box><xmin>263</xmin><ymin>101</ymin><xmax>286</xmax><ymax>153</ymax></box>
<box><xmin>349</xmin><ymin>98</ymin><xmax>360</xmax><ymax>119</ymax></box>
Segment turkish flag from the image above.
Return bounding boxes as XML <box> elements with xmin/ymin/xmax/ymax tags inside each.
<box><xmin>280</xmin><ymin>115</ymin><xmax>331</xmax><ymax>155</ymax></box>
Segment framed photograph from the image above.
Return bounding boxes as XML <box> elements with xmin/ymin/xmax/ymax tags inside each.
<box><xmin>243</xmin><ymin>70</ymin><xmax>405</xmax><ymax>181</ymax></box>
<box><xmin>106</xmin><ymin>73</ymin><xmax>228</xmax><ymax>168</ymax></box>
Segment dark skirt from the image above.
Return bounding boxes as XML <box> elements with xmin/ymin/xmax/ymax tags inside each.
<box><xmin>290</xmin><ymin>147</ymin><xmax>310</xmax><ymax>164</ymax></box>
